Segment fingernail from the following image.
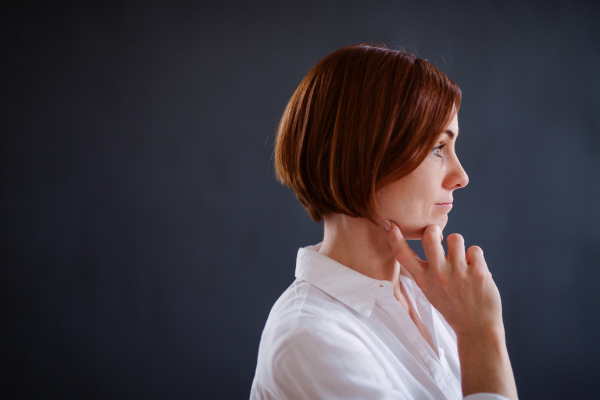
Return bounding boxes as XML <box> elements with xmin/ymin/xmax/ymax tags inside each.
<box><xmin>382</xmin><ymin>219</ymin><xmax>391</xmax><ymax>231</ymax></box>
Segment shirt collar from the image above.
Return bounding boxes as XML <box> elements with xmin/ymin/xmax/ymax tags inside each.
<box><xmin>295</xmin><ymin>243</ymin><xmax>383</xmax><ymax>318</ymax></box>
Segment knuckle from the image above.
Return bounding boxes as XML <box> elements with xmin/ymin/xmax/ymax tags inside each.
<box><xmin>421</xmin><ymin>236</ymin><xmax>437</xmax><ymax>247</ymax></box>
<box><xmin>456</xmin><ymin>270</ymin><xmax>470</xmax><ymax>284</ymax></box>
<box><xmin>395</xmin><ymin>252</ymin><xmax>408</xmax><ymax>266</ymax></box>
<box><xmin>430</xmin><ymin>268</ymin><xmax>448</xmax><ymax>285</ymax></box>
<box><xmin>472</xmin><ymin>266</ymin><xmax>486</xmax><ymax>280</ymax></box>
<box><xmin>448</xmin><ymin>252</ymin><xmax>463</xmax><ymax>267</ymax></box>
<box><xmin>470</xmin><ymin>263</ymin><xmax>489</xmax><ymax>281</ymax></box>
<box><xmin>431</xmin><ymin>272</ymin><xmax>444</xmax><ymax>286</ymax></box>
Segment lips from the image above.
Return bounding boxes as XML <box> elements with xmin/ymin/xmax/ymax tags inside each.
<box><xmin>434</xmin><ymin>201</ymin><xmax>453</xmax><ymax>210</ymax></box>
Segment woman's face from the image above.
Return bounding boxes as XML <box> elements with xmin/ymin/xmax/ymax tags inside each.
<box><xmin>376</xmin><ymin>113</ymin><xmax>469</xmax><ymax>240</ymax></box>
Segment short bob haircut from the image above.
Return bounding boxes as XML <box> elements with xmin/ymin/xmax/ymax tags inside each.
<box><xmin>274</xmin><ymin>44</ymin><xmax>462</xmax><ymax>223</ymax></box>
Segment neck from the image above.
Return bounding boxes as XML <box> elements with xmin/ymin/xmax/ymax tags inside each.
<box><xmin>318</xmin><ymin>213</ymin><xmax>437</xmax><ymax>354</ymax></box>
<box><xmin>318</xmin><ymin>213</ymin><xmax>408</xmax><ymax>298</ymax></box>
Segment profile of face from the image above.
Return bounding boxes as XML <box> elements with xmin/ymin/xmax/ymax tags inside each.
<box><xmin>376</xmin><ymin>113</ymin><xmax>469</xmax><ymax>240</ymax></box>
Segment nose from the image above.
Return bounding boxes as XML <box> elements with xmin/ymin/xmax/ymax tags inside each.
<box><xmin>444</xmin><ymin>156</ymin><xmax>469</xmax><ymax>190</ymax></box>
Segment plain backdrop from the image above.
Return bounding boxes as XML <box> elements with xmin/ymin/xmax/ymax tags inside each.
<box><xmin>2</xmin><ymin>0</ymin><xmax>599</xmax><ymax>398</ymax></box>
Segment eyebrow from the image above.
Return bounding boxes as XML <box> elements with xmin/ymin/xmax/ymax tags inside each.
<box><xmin>445</xmin><ymin>129</ymin><xmax>457</xmax><ymax>139</ymax></box>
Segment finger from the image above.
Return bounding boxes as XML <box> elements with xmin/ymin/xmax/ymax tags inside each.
<box><xmin>421</xmin><ymin>225</ymin><xmax>446</xmax><ymax>271</ymax></box>
<box><xmin>446</xmin><ymin>233</ymin><xmax>466</xmax><ymax>269</ymax></box>
<box><xmin>466</xmin><ymin>245</ymin><xmax>484</xmax><ymax>266</ymax></box>
<box><xmin>466</xmin><ymin>245</ymin><xmax>490</xmax><ymax>281</ymax></box>
<box><xmin>384</xmin><ymin>220</ymin><xmax>427</xmax><ymax>279</ymax></box>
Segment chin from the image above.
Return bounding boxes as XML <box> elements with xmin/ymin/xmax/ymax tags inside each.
<box><xmin>437</xmin><ymin>216</ymin><xmax>448</xmax><ymax>230</ymax></box>
<box><xmin>403</xmin><ymin>218</ymin><xmax>448</xmax><ymax>241</ymax></box>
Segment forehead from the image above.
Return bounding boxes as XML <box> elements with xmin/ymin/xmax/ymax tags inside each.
<box><xmin>443</xmin><ymin>114</ymin><xmax>459</xmax><ymax>139</ymax></box>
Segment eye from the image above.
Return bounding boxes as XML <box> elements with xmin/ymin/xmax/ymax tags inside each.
<box><xmin>432</xmin><ymin>144</ymin><xmax>446</xmax><ymax>158</ymax></box>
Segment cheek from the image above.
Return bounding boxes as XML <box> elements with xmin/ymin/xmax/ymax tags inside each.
<box><xmin>377</xmin><ymin>186</ymin><xmax>405</xmax><ymax>217</ymax></box>
<box><xmin>376</xmin><ymin>165</ymin><xmax>441</xmax><ymax>220</ymax></box>
<box><xmin>397</xmin><ymin>186</ymin><xmax>442</xmax><ymax>222</ymax></box>
<box><xmin>377</xmin><ymin>190</ymin><xmax>418</xmax><ymax>219</ymax></box>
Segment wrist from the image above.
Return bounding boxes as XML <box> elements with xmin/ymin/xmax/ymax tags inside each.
<box><xmin>456</xmin><ymin>323</ymin><xmax>505</xmax><ymax>344</ymax></box>
<box><xmin>457</xmin><ymin>325</ymin><xmax>517</xmax><ymax>400</ymax></box>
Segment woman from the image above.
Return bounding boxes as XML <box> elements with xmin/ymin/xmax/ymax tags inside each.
<box><xmin>250</xmin><ymin>44</ymin><xmax>518</xmax><ymax>400</ymax></box>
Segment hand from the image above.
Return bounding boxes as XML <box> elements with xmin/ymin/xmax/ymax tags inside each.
<box><xmin>383</xmin><ymin>221</ymin><xmax>503</xmax><ymax>337</ymax></box>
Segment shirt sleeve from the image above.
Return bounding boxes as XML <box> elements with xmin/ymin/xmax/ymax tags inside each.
<box><xmin>271</xmin><ymin>324</ymin><xmax>407</xmax><ymax>400</ymax></box>
<box><xmin>268</xmin><ymin>323</ymin><xmax>512</xmax><ymax>400</ymax></box>
<box><xmin>464</xmin><ymin>394</ymin><xmax>512</xmax><ymax>400</ymax></box>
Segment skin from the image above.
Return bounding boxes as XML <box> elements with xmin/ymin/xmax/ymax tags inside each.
<box><xmin>319</xmin><ymin>113</ymin><xmax>518</xmax><ymax>400</ymax></box>
<box><xmin>376</xmin><ymin>113</ymin><xmax>467</xmax><ymax>239</ymax></box>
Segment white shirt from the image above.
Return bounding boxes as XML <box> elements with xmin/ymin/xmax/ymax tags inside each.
<box><xmin>250</xmin><ymin>243</ymin><xmax>510</xmax><ymax>400</ymax></box>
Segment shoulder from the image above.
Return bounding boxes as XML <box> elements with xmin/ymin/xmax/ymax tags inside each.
<box><xmin>262</xmin><ymin>279</ymin><xmax>362</xmax><ymax>341</ymax></box>
<box><xmin>256</xmin><ymin>278</ymin><xmax>376</xmax><ymax>371</ymax></box>
<box><xmin>252</xmin><ymin>281</ymin><xmax>394</xmax><ymax>399</ymax></box>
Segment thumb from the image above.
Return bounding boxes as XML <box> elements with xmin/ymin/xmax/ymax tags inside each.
<box><xmin>383</xmin><ymin>220</ymin><xmax>427</xmax><ymax>280</ymax></box>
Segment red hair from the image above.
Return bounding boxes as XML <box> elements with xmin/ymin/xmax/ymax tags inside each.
<box><xmin>274</xmin><ymin>44</ymin><xmax>461</xmax><ymax>223</ymax></box>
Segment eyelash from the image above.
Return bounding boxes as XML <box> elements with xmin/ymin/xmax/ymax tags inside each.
<box><xmin>432</xmin><ymin>144</ymin><xmax>446</xmax><ymax>158</ymax></box>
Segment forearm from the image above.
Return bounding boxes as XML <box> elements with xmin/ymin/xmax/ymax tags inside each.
<box><xmin>457</xmin><ymin>326</ymin><xmax>518</xmax><ymax>400</ymax></box>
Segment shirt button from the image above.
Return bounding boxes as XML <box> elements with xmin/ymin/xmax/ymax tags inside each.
<box><xmin>439</xmin><ymin>348</ymin><xmax>445</xmax><ymax>358</ymax></box>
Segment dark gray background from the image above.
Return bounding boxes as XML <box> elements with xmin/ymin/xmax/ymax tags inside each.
<box><xmin>2</xmin><ymin>0</ymin><xmax>599</xmax><ymax>398</ymax></box>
